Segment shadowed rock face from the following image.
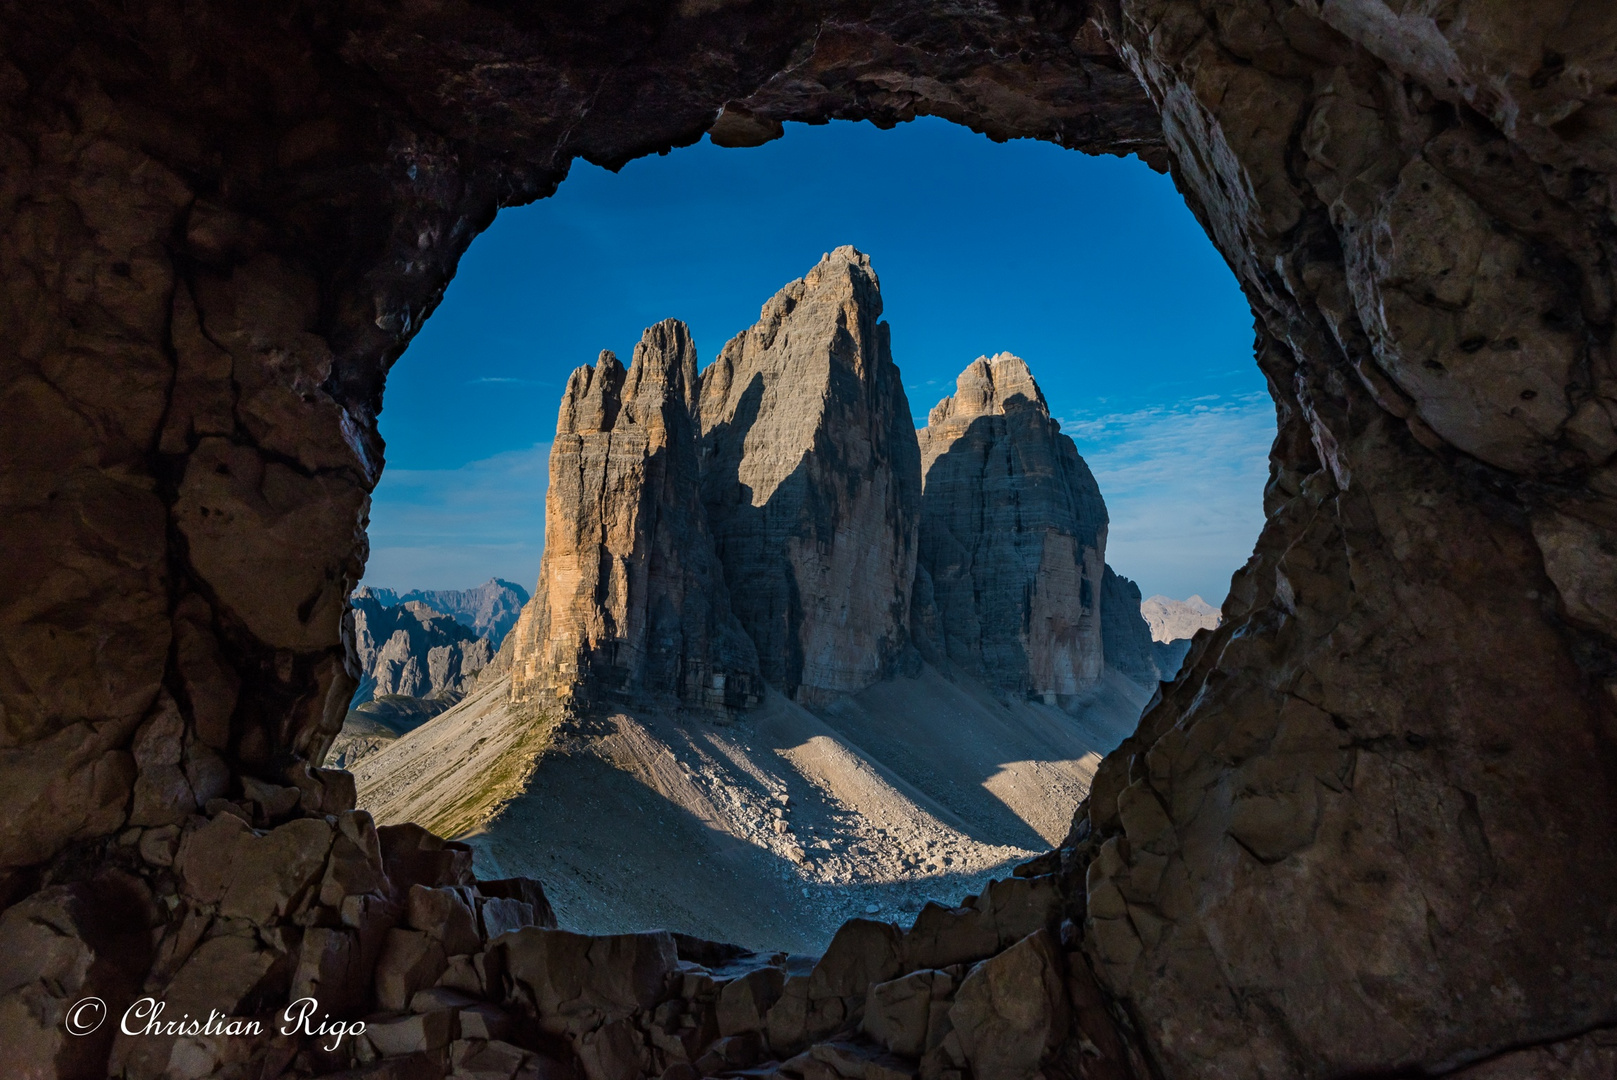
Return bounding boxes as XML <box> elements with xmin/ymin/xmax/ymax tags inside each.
<box><xmin>3</xmin><ymin>1</ymin><xmax>1617</xmax><ymax>1077</ymax></box>
<box><xmin>913</xmin><ymin>354</ymin><xmax>1109</xmax><ymax>702</ymax></box>
<box><xmin>508</xmin><ymin>321</ymin><xmax>761</xmax><ymax>713</ymax></box>
<box><xmin>1100</xmin><ymin>567</ymin><xmax>1165</xmax><ymax>687</ymax></box>
<box><xmin>698</xmin><ymin>247</ymin><xmax>922</xmax><ymax>704</ymax></box>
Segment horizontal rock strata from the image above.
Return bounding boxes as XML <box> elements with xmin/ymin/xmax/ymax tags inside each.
<box><xmin>509</xmin><ymin>321</ymin><xmax>761</xmax><ymax>713</ymax></box>
<box><xmin>698</xmin><ymin>247</ymin><xmax>922</xmax><ymax>705</ymax></box>
<box><xmin>912</xmin><ymin>354</ymin><xmax>1109</xmax><ymax>703</ymax></box>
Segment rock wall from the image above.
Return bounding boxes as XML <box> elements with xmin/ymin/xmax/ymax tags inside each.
<box><xmin>350</xmin><ymin>592</ymin><xmax>493</xmax><ymax>704</ymax></box>
<box><xmin>509</xmin><ymin>321</ymin><xmax>761</xmax><ymax>713</ymax></box>
<box><xmin>2</xmin><ymin>1</ymin><xmax>1616</xmax><ymax>1078</ymax></box>
<box><xmin>698</xmin><ymin>247</ymin><xmax>922</xmax><ymax>704</ymax></box>
<box><xmin>912</xmin><ymin>354</ymin><xmax>1110</xmax><ymax>702</ymax></box>
<box><xmin>1100</xmin><ymin>567</ymin><xmax>1163</xmax><ymax>687</ymax></box>
<box><xmin>1067</xmin><ymin>3</ymin><xmax>1617</xmax><ymax>1075</ymax></box>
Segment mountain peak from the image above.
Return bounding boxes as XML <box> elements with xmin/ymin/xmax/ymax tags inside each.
<box><xmin>1140</xmin><ymin>594</ymin><xmax>1223</xmax><ymax>643</ymax></box>
<box><xmin>927</xmin><ymin>352</ymin><xmax>1049</xmax><ymax>428</ymax></box>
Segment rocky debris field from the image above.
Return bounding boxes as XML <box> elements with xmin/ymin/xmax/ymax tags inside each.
<box><xmin>357</xmin><ymin>665</ymin><xmax>1148</xmax><ymax>954</ymax></box>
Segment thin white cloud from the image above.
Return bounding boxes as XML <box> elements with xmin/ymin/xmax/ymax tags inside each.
<box><xmin>363</xmin><ymin>443</ymin><xmax>551</xmax><ymax>592</ymax></box>
<box><xmin>1062</xmin><ymin>393</ymin><xmax>1274</xmax><ymax>604</ymax></box>
<box><xmin>466</xmin><ymin>376</ymin><xmax>551</xmax><ymax>385</ymax></box>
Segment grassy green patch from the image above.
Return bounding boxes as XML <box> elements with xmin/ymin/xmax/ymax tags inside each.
<box><xmin>424</xmin><ymin>700</ymin><xmax>558</xmax><ymax>840</ymax></box>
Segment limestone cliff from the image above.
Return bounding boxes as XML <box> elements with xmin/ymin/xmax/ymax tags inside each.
<box><xmin>912</xmin><ymin>354</ymin><xmax>1108</xmax><ymax>703</ymax></box>
<box><xmin>1139</xmin><ymin>592</ymin><xmax>1221</xmax><ymax>643</ymax></box>
<box><xmin>698</xmin><ymin>247</ymin><xmax>922</xmax><ymax>704</ymax></box>
<box><xmin>1100</xmin><ymin>566</ymin><xmax>1162</xmax><ymax>686</ymax></box>
<box><xmin>7</xmin><ymin>3</ymin><xmax>1617</xmax><ymax>1079</ymax></box>
<box><xmin>509</xmin><ymin>320</ymin><xmax>760</xmax><ymax>712</ymax></box>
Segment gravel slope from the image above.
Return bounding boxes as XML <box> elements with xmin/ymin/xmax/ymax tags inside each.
<box><xmin>354</xmin><ymin>662</ymin><xmax>1150</xmax><ymax>953</ymax></box>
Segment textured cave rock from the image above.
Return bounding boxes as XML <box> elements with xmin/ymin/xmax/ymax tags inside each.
<box><xmin>912</xmin><ymin>353</ymin><xmax>1110</xmax><ymax>701</ymax></box>
<box><xmin>0</xmin><ymin>1</ymin><xmax>1615</xmax><ymax>1078</ymax></box>
<box><xmin>507</xmin><ymin>321</ymin><xmax>761</xmax><ymax>713</ymax></box>
<box><xmin>698</xmin><ymin>246</ymin><xmax>922</xmax><ymax>704</ymax></box>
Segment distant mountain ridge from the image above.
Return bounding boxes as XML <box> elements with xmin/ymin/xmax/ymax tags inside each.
<box><xmin>349</xmin><ymin>591</ymin><xmax>495</xmax><ymax>706</ymax></box>
<box><xmin>346</xmin><ymin>248</ymin><xmax>1201</xmax><ymax>951</ymax></box>
<box><xmin>359</xmin><ymin>577</ymin><xmax>530</xmax><ymax>644</ymax></box>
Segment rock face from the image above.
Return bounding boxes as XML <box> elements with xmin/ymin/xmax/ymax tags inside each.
<box><xmin>1100</xmin><ymin>567</ymin><xmax>1163</xmax><ymax>687</ymax></box>
<box><xmin>698</xmin><ymin>247</ymin><xmax>922</xmax><ymax>704</ymax></box>
<box><xmin>1138</xmin><ymin>593</ymin><xmax>1221</xmax><ymax>644</ymax></box>
<box><xmin>912</xmin><ymin>354</ymin><xmax>1108</xmax><ymax>702</ymax></box>
<box><xmin>363</xmin><ymin>578</ymin><xmax>530</xmax><ymax>645</ymax></box>
<box><xmin>349</xmin><ymin>591</ymin><xmax>494</xmax><ymax>703</ymax></box>
<box><xmin>5</xmin><ymin>2</ymin><xmax>1617</xmax><ymax>1079</ymax></box>
<box><xmin>509</xmin><ymin>320</ymin><xmax>761</xmax><ymax>712</ymax></box>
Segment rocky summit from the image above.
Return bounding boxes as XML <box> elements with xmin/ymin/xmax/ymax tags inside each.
<box><xmin>512</xmin><ymin>254</ymin><xmax>1158</xmax><ymax>717</ymax></box>
<box><xmin>508</xmin><ymin>320</ymin><xmax>762</xmax><ymax>713</ymax></box>
<box><xmin>699</xmin><ymin>246</ymin><xmax>923</xmax><ymax>704</ymax></box>
<box><xmin>1139</xmin><ymin>593</ymin><xmax>1221</xmax><ymax>643</ymax></box>
<box><xmin>912</xmin><ymin>353</ymin><xmax>1109</xmax><ymax>704</ymax></box>
<box><xmin>6</xmin><ymin>4</ymin><xmax>1615</xmax><ymax>1078</ymax></box>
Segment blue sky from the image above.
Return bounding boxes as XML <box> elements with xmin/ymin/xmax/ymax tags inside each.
<box><xmin>366</xmin><ymin>117</ymin><xmax>1271</xmax><ymax>602</ymax></box>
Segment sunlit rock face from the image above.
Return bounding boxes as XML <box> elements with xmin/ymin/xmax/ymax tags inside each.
<box><xmin>912</xmin><ymin>354</ymin><xmax>1109</xmax><ymax>701</ymax></box>
<box><xmin>698</xmin><ymin>247</ymin><xmax>922</xmax><ymax>704</ymax></box>
<box><xmin>508</xmin><ymin>320</ymin><xmax>761</xmax><ymax>713</ymax></box>
<box><xmin>2</xmin><ymin>0</ymin><xmax>1617</xmax><ymax>1077</ymax></box>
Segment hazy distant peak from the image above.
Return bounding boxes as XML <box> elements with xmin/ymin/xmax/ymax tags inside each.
<box><xmin>1140</xmin><ymin>594</ymin><xmax>1223</xmax><ymax>644</ymax></box>
<box><xmin>351</xmin><ymin>578</ymin><xmax>531</xmax><ymax>645</ymax></box>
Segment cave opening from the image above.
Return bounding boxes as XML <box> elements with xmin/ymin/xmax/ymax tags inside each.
<box><xmin>5</xmin><ymin>2</ymin><xmax>1616</xmax><ymax>1076</ymax></box>
<box><xmin>341</xmin><ymin>116</ymin><xmax>1265</xmax><ymax>953</ymax></box>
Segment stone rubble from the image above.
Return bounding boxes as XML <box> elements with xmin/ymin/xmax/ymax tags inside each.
<box><xmin>0</xmin><ymin>757</ymin><xmax>1152</xmax><ymax>1080</ymax></box>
